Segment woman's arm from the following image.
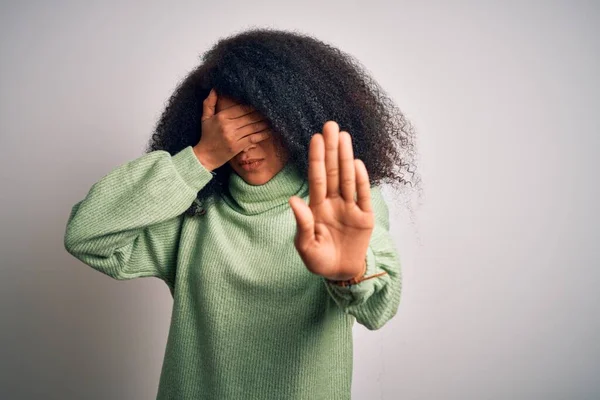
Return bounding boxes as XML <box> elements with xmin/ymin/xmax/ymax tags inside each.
<box><xmin>63</xmin><ymin>146</ymin><xmax>214</xmax><ymax>293</ymax></box>
<box><xmin>322</xmin><ymin>186</ymin><xmax>402</xmax><ymax>330</ymax></box>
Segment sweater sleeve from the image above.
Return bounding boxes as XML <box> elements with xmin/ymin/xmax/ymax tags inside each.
<box><xmin>63</xmin><ymin>145</ymin><xmax>215</xmax><ymax>293</ymax></box>
<box><xmin>322</xmin><ymin>186</ymin><xmax>402</xmax><ymax>330</ymax></box>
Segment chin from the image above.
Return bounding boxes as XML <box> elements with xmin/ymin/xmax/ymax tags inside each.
<box><xmin>238</xmin><ymin>172</ymin><xmax>272</xmax><ymax>185</ymax></box>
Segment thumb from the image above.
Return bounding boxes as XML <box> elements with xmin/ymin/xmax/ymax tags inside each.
<box><xmin>289</xmin><ymin>196</ymin><xmax>315</xmax><ymax>247</ymax></box>
<box><xmin>201</xmin><ymin>88</ymin><xmax>218</xmax><ymax>122</ymax></box>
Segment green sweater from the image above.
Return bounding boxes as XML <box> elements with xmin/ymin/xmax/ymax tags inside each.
<box><xmin>63</xmin><ymin>145</ymin><xmax>402</xmax><ymax>400</ymax></box>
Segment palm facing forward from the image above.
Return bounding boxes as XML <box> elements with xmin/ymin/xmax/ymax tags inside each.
<box><xmin>288</xmin><ymin>121</ymin><xmax>375</xmax><ymax>282</ymax></box>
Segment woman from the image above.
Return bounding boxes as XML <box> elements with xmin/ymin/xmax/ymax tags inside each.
<box><xmin>64</xmin><ymin>28</ymin><xmax>418</xmax><ymax>400</ymax></box>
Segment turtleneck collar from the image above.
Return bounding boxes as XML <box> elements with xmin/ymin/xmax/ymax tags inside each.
<box><xmin>221</xmin><ymin>162</ymin><xmax>309</xmax><ymax>215</ymax></box>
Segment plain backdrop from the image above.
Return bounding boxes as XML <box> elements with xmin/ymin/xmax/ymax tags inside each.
<box><xmin>1</xmin><ymin>1</ymin><xmax>598</xmax><ymax>399</ymax></box>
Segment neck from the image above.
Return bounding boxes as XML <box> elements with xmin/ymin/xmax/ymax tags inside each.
<box><xmin>222</xmin><ymin>162</ymin><xmax>308</xmax><ymax>215</ymax></box>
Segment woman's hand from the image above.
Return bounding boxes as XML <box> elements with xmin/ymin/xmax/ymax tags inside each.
<box><xmin>194</xmin><ymin>88</ymin><xmax>272</xmax><ymax>171</ymax></box>
<box><xmin>289</xmin><ymin>121</ymin><xmax>375</xmax><ymax>281</ymax></box>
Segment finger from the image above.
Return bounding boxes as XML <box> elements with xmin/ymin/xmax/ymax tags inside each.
<box><xmin>201</xmin><ymin>88</ymin><xmax>217</xmax><ymax>122</ymax></box>
<box><xmin>339</xmin><ymin>131</ymin><xmax>356</xmax><ymax>203</ymax></box>
<box><xmin>221</xmin><ymin>102</ymin><xmax>256</xmax><ymax>119</ymax></box>
<box><xmin>239</xmin><ymin>128</ymin><xmax>272</xmax><ymax>150</ymax></box>
<box><xmin>354</xmin><ymin>159</ymin><xmax>372</xmax><ymax>213</ymax></box>
<box><xmin>323</xmin><ymin>121</ymin><xmax>340</xmax><ymax>198</ymax></box>
<box><xmin>289</xmin><ymin>196</ymin><xmax>315</xmax><ymax>247</ymax></box>
<box><xmin>308</xmin><ymin>133</ymin><xmax>327</xmax><ymax>206</ymax></box>
<box><xmin>236</xmin><ymin>119</ymin><xmax>270</xmax><ymax>140</ymax></box>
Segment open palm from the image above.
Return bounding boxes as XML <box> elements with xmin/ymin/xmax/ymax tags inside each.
<box><xmin>288</xmin><ymin>121</ymin><xmax>375</xmax><ymax>281</ymax></box>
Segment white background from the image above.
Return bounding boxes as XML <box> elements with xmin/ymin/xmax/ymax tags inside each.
<box><xmin>1</xmin><ymin>1</ymin><xmax>598</xmax><ymax>399</ymax></box>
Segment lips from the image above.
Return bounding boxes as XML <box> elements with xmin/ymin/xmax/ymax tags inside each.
<box><xmin>239</xmin><ymin>158</ymin><xmax>264</xmax><ymax>165</ymax></box>
<box><xmin>239</xmin><ymin>159</ymin><xmax>264</xmax><ymax>171</ymax></box>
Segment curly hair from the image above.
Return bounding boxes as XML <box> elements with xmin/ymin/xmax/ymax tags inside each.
<box><xmin>145</xmin><ymin>27</ymin><xmax>421</xmax><ymax>218</ymax></box>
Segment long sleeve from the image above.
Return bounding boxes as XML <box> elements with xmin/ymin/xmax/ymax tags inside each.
<box><xmin>323</xmin><ymin>186</ymin><xmax>402</xmax><ymax>330</ymax></box>
<box><xmin>63</xmin><ymin>145</ymin><xmax>214</xmax><ymax>293</ymax></box>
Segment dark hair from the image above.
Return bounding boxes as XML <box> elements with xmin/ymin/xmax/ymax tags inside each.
<box><xmin>145</xmin><ymin>27</ymin><xmax>421</xmax><ymax>217</ymax></box>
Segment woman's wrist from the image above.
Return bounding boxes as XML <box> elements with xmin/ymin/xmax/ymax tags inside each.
<box><xmin>325</xmin><ymin>256</ymin><xmax>368</xmax><ymax>287</ymax></box>
<box><xmin>193</xmin><ymin>145</ymin><xmax>217</xmax><ymax>172</ymax></box>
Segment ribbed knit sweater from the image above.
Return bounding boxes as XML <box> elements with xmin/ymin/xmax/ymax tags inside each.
<box><xmin>63</xmin><ymin>145</ymin><xmax>402</xmax><ymax>400</ymax></box>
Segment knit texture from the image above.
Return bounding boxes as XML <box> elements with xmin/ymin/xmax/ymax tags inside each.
<box><xmin>64</xmin><ymin>145</ymin><xmax>402</xmax><ymax>400</ymax></box>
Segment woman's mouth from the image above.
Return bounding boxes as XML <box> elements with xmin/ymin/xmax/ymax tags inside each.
<box><xmin>240</xmin><ymin>159</ymin><xmax>264</xmax><ymax>171</ymax></box>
